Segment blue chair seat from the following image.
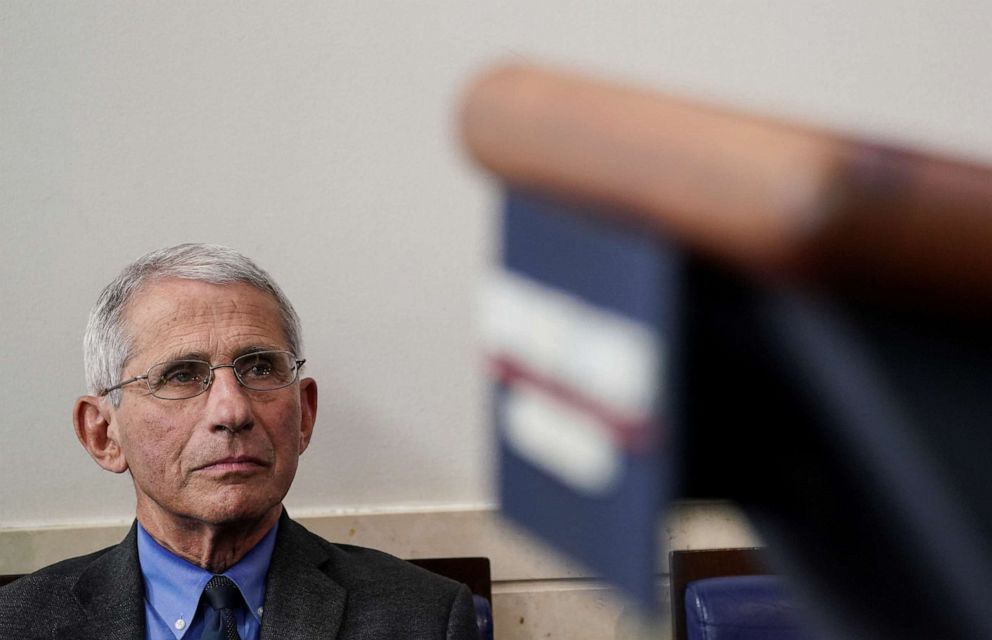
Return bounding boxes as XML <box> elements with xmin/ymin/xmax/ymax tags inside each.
<box><xmin>685</xmin><ymin>574</ymin><xmax>811</xmax><ymax>640</ymax></box>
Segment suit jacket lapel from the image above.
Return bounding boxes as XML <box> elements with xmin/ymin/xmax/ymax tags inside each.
<box><xmin>57</xmin><ymin>522</ymin><xmax>146</xmax><ymax>640</ymax></box>
<box><xmin>46</xmin><ymin>513</ymin><xmax>344</xmax><ymax>640</ymax></box>
<box><xmin>260</xmin><ymin>514</ymin><xmax>346</xmax><ymax>640</ymax></box>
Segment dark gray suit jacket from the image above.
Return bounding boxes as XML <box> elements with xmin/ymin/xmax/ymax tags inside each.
<box><xmin>0</xmin><ymin>512</ymin><xmax>479</xmax><ymax>639</ymax></box>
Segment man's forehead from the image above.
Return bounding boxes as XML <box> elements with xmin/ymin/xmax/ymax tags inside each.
<box><xmin>123</xmin><ymin>278</ymin><xmax>287</xmax><ymax>355</ymax></box>
<box><xmin>128</xmin><ymin>278</ymin><xmax>278</xmax><ymax>313</ymax></box>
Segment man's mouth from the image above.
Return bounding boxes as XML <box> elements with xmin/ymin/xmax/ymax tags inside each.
<box><xmin>196</xmin><ymin>456</ymin><xmax>268</xmax><ymax>473</ymax></box>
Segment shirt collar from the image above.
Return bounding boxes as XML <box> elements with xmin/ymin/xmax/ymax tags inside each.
<box><xmin>137</xmin><ymin>519</ymin><xmax>279</xmax><ymax>636</ymax></box>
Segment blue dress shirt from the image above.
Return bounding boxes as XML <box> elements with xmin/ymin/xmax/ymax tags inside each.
<box><xmin>137</xmin><ymin>521</ymin><xmax>278</xmax><ymax>640</ymax></box>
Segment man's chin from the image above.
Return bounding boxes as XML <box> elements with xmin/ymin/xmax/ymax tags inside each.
<box><xmin>141</xmin><ymin>497</ymin><xmax>283</xmax><ymax>532</ymax></box>
<box><xmin>135</xmin><ymin>479</ymin><xmax>289</xmax><ymax>533</ymax></box>
<box><xmin>195</xmin><ymin>497</ymin><xmax>283</xmax><ymax>528</ymax></box>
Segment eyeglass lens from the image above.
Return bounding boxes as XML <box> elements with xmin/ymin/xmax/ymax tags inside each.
<box><xmin>146</xmin><ymin>351</ymin><xmax>300</xmax><ymax>399</ymax></box>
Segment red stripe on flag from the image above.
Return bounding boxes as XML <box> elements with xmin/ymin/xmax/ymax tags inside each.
<box><xmin>489</xmin><ymin>355</ymin><xmax>660</xmax><ymax>454</ymax></box>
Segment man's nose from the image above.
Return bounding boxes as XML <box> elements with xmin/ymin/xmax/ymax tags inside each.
<box><xmin>204</xmin><ymin>366</ymin><xmax>255</xmax><ymax>434</ymax></box>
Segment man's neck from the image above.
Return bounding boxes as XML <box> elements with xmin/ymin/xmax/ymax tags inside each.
<box><xmin>135</xmin><ymin>506</ymin><xmax>282</xmax><ymax>574</ymax></box>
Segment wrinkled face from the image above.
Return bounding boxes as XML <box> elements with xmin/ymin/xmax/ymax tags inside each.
<box><xmin>106</xmin><ymin>279</ymin><xmax>316</xmax><ymax>529</ymax></box>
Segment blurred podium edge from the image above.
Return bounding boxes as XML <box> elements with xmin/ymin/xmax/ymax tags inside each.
<box><xmin>459</xmin><ymin>62</ymin><xmax>992</xmax><ymax>313</ymax></box>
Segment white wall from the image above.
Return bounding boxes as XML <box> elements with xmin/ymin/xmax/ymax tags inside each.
<box><xmin>2</xmin><ymin>1</ymin><xmax>991</xmax><ymax>529</ymax></box>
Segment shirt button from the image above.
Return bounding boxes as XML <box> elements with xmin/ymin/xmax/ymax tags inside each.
<box><xmin>258</xmin><ymin>607</ymin><xmax>264</xmax><ymax>617</ymax></box>
<box><xmin>175</xmin><ymin>619</ymin><xmax>186</xmax><ymax>630</ymax></box>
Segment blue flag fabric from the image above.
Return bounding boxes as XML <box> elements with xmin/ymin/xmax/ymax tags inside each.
<box><xmin>484</xmin><ymin>190</ymin><xmax>681</xmax><ymax>609</ymax></box>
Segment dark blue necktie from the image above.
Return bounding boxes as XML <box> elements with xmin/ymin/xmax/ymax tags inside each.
<box><xmin>200</xmin><ymin>575</ymin><xmax>244</xmax><ymax>640</ymax></box>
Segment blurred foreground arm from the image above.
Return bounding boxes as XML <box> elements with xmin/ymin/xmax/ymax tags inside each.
<box><xmin>461</xmin><ymin>63</ymin><xmax>992</xmax><ymax>306</ymax></box>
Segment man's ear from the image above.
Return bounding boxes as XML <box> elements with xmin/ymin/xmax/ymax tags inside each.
<box><xmin>297</xmin><ymin>378</ymin><xmax>318</xmax><ymax>454</ymax></box>
<box><xmin>73</xmin><ymin>396</ymin><xmax>129</xmax><ymax>474</ymax></box>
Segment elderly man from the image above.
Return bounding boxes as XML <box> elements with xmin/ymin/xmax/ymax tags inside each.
<box><xmin>0</xmin><ymin>244</ymin><xmax>479</xmax><ymax>640</ymax></box>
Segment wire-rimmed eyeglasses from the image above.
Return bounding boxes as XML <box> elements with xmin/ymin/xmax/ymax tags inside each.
<box><xmin>99</xmin><ymin>350</ymin><xmax>306</xmax><ymax>400</ymax></box>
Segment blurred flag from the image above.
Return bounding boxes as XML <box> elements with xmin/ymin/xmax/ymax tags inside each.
<box><xmin>482</xmin><ymin>189</ymin><xmax>681</xmax><ymax>609</ymax></box>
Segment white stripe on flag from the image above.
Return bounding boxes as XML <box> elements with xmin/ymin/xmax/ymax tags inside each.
<box><xmin>504</xmin><ymin>383</ymin><xmax>622</xmax><ymax>495</ymax></box>
<box><xmin>482</xmin><ymin>269</ymin><xmax>662</xmax><ymax>419</ymax></box>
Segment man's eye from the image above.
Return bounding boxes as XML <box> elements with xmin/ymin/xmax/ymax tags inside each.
<box><xmin>244</xmin><ymin>360</ymin><xmax>274</xmax><ymax>378</ymax></box>
<box><xmin>153</xmin><ymin>364</ymin><xmax>203</xmax><ymax>387</ymax></box>
<box><xmin>168</xmin><ymin>369</ymin><xmax>196</xmax><ymax>383</ymax></box>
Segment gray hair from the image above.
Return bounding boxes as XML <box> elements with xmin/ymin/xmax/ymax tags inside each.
<box><xmin>84</xmin><ymin>243</ymin><xmax>303</xmax><ymax>405</ymax></box>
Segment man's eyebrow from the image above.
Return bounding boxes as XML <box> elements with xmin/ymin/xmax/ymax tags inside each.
<box><xmin>158</xmin><ymin>349</ymin><xmax>211</xmax><ymax>363</ymax></box>
<box><xmin>154</xmin><ymin>345</ymin><xmax>287</xmax><ymax>363</ymax></box>
<box><xmin>233</xmin><ymin>345</ymin><xmax>288</xmax><ymax>358</ymax></box>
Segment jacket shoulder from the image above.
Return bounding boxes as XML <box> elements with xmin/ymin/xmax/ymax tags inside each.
<box><xmin>278</xmin><ymin>517</ymin><xmax>479</xmax><ymax>637</ymax></box>
<box><xmin>286</xmin><ymin>520</ymin><xmax>463</xmax><ymax>595</ymax></box>
<box><xmin>323</xmin><ymin>540</ymin><xmax>478</xmax><ymax>638</ymax></box>
<box><xmin>0</xmin><ymin>545</ymin><xmax>116</xmax><ymax>635</ymax></box>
